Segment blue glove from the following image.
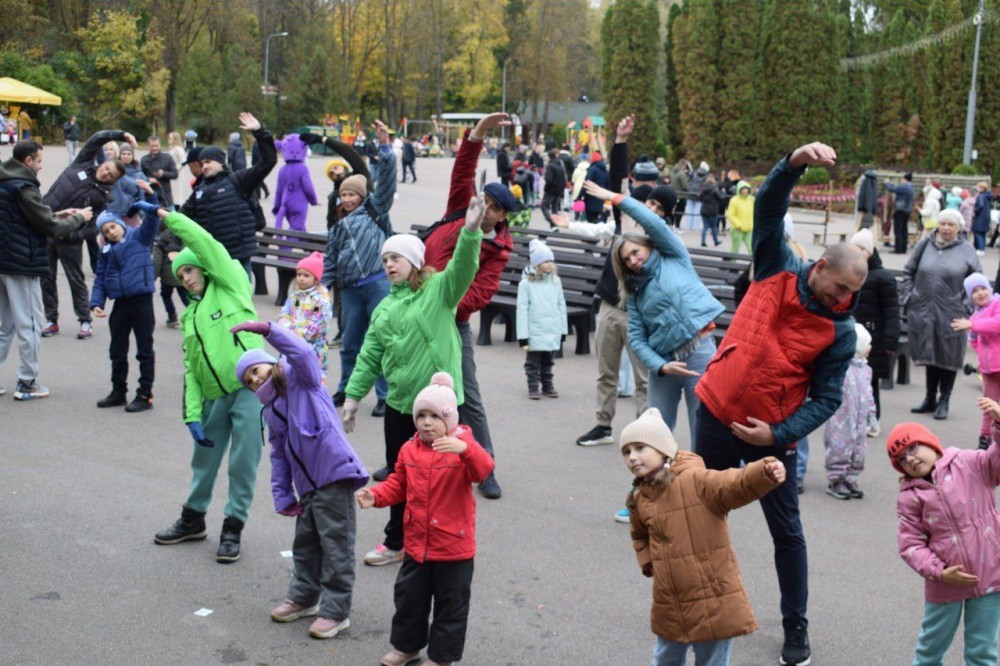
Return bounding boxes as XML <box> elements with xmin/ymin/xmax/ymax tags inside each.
<box><xmin>187</xmin><ymin>422</ymin><xmax>214</xmax><ymax>448</ymax></box>
<box><xmin>131</xmin><ymin>200</ymin><xmax>161</xmax><ymax>215</ymax></box>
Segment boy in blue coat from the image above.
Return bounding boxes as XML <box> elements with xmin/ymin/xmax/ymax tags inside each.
<box><xmin>89</xmin><ymin>201</ymin><xmax>160</xmax><ymax>412</ymax></box>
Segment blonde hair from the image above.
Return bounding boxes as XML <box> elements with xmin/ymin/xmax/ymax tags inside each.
<box><xmin>168</xmin><ymin>131</ymin><xmax>182</xmax><ymax>148</ymax></box>
<box><xmin>527</xmin><ymin>263</ymin><xmax>558</xmax><ymax>281</ymax></box>
<box><xmin>977</xmin><ymin>181</ymin><xmax>989</xmax><ymax>192</ymax></box>
<box><xmin>612</xmin><ymin>232</ymin><xmax>654</xmax><ymax>304</ymax></box>
<box><xmin>407</xmin><ymin>266</ymin><xmax>437</xmax><ymax>292</ymax></box>
<box><xmin>103</xmin><ymin>141</ymin><xmax>119</xmax><ymax>157</ymax></box>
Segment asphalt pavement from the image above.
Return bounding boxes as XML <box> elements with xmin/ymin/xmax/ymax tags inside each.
<box><xmin>1</xmin><ymin>142</ymin><xmax>993</xmax><ymax>665</ymax></box>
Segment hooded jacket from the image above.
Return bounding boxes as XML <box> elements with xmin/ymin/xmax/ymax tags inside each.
<box><xmin>920</xmin><ymin>187</ymin><xmax>942</xmax><ymax>229</ymax></box>
<box><xmin>346</xmin><ymin>226</ymin><xmax>482</xmax><ymax>414</ymax></box>
<box><xmin>516</xmin><ymin>268</ymin><xmax>567</xmax><ymax>351</ymax></box>
<box><xmin>90</xmin><ymin>206</ymin><xmax>159</xmax><ymax>307</ymax></box>
<box><xmin>853</xmin><ymin>250</ymin><xmax>901</xmax><ymax>379</ymax></box>
<box><xmin>695</xmin><ymin>157</ymin><xmax>858</xmax><ymax>447</ymax></box>
<box><xmin>897</xmin><ymin>434</ymin><xmax>1000</xmax><ymax>604</ymax></box>
<box><xmin>973</xmin><ymin>190</ymin><xmax>993</xmax><ymax>234</ymax></box>
<box><xmin>255</xmin><ymin>324</ymin><xmax>369</xmax><ymax>513</ymax></box>
<box><xmin>630</xmin><ymin>452</ymin><xmax>780</xmax><ymax>643</ymax></box>
<box><xmin>621</xmin><ymin>197</ymin><xmax>724</xmax><ymax>372</ymax></box>
<box><xmin>164</xmin><ymin>211</ymin><xmax>263</xmax><ymax>423</ymax></box>
<box><xmin>725</xmin><ymin>182</ymin><xmax>754</xmax><ymax>233</ymax></box>
<box><xmin>371</xmin><ymin>425</ymin><xmax>494</xmax><ymax>563</ymax></box>
<box><xmin>0</xmin><ymin>158</ymin><xmax>85</xmax><ymax>276</ymax></box>
<box><xmin>969</xmin><ymin>296</ymin><xmax>1000</xmax><ymax>374</ymax></box>
<box><xmin>583</xmin><ymin>159</ymin><xmax>609</xmax><ymax>213</ymax></box>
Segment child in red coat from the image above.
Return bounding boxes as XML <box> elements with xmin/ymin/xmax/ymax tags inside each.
<box><xmin>357</xmin><ymin>372</ymin><xmax>494</xmax><ymax>666</ymax></box>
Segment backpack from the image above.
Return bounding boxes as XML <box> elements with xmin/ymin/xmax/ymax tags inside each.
<box><xmin>364</xmin><ymin>198</ymin><xmax>394</xmax><ymax>238</ymax></box>
<box><xmin>229</xmin><ymin>172</ymin><xmax>267</xmax><ymax>231</ymax></box>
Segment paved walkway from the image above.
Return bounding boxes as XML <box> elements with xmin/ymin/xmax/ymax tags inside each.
<box><xmin>0</xmin><ymin>145</ymin><xmax>989</xmax><ymax>664</ymax></box>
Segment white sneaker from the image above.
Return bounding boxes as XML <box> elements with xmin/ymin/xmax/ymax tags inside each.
<box><xmin>0</xmin><ymin>384</ymin><xmax>5</xmax><ymax>396</ymax></box>
<box><xmin>363</xmin><ymin>543</ymin><xmax>404</xmax><ymax>566</ymax></box>
<box><xmin>977</xmin><ymin>250</ymin><xmax>986</xmax><ymax>256</ymax></box>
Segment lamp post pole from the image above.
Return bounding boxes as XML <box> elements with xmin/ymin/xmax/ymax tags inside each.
<box><xmin>962</xmin><ymin>0</ymin><xmax>985</xmax><ymax>165</ymax></box>
<box><xmin>264</xmin><ymin>31</ymin><xmax>289</xmax><ymax>133</ymax></box>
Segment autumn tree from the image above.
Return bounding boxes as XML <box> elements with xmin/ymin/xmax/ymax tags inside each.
<box><xmin>715</xmin><ymin>0</ymin><xmax>761</xmax><ymax>162</ymax></box>
<box><xmin>671</xmin><ymin>0</ymin><xmax>720</xmax><ymax>163</ymax></box>
<box><xmin>601</xmin><ymin>0</ymin><xmax>660</xmax><ymax>156</ymax></box>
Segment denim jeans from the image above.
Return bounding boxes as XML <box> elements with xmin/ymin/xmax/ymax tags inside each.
<box><xmin>796</xmin><ymin>436</ymin><xmax>809</xmax><ymax>485</ymax></box>
<box><xmin>647</xmin><ymin>336</ymin><xmax>716</xmax><ymax>439</ymax></box>
<box><xmin>974</xmin><ymin>231</ymin><xmax>986</xmax><ymax>251</ymax></box>
<box><xmin>651</xmin><ymin>636</ymin><xmax>733</xmax><ymax>666</ymax></box>
<box><xmin>700</xmin><ymin>214</ymin><xmax>720</xmax><ymax>246</ymax></box>
<box><xmin>338</xmin><ymin>277</ymin><xmax>389</xmax><ymax>400</ymax></box>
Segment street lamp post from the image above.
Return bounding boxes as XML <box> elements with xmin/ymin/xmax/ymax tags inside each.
<box><xmin>962</xmin><ymin>0</ymin><xmax>985</xmax><ymax>165</ymax></box>
<box><xmin>264</xmin><ymin>31</ymin><xmax>289</xmax><ymax>134</ymax></box>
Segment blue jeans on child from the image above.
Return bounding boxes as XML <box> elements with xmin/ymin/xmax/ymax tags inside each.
<box><xmin>651</xmin><ymin>636</ymin><xmax>733</xmax><ymax>666</ymax></box>
<box><xmin>974</xmin><ymin>231</ymin><xmax>987</xmax><ymax>252</ymax></box>
<box><xmin>912</xmin><ymin>592</ymin><xmax>1000</xmax><ymax>666</ymax></box>
<box><xmin>338</xmin><ymin>275</ymin><xmax>389</xmax><ymax>400</ymax></box>
<box><xmin>618</xmin><ymin>348</ymin><xmax>635</xmax><ymax>396</ymax></box>
<box><xmin>700</xmin><ymin>214</ymin><xmax>720</xmax><ymax>246</ymax></box>
<box><xmin>647</xmin><ymin>336</ymin><xmax>716</xmax><ymax>438</ymax></box>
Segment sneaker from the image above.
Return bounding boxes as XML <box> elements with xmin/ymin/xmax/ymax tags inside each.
<box><xmin>371</xmin><ymin>399</ymin><xmax>386</xmax><ymax>417</ymax></box>
<box><xmin>844</xmin><ymin>480</ymin><xmax>864</xmax><ymax>499</ymax></box>
<box><xmin>332</xmin><ymin>391</ymin><xmax>346</xmax><ymax>407</ymax></box>
<box><xmin>125</xmin><ymin>392</ymin><xmax>153</xmax><ymax>413</ymax></box>
<box><xmin>364</xmin><ymin>543</ymin><xmax>404</xmax><ymax>567</ymax></box>
<box><xmin>308</xmin><ymin>616</ymin><xmax>350</xmax><ymax>639</ymax></box>
<box><xmin>0</xmin><ymin>384</ymin><xmax>5</xmax><ymax>396</ymax></box>
<box><xmin>13</xmin><ymin>380</ymin><xmax>49</xmax><ymax>401</ymax></box>
<box><xmin>780</xmin><ymin>623</ymin><xmax>811</xmax><ymax>665</ymax></box>
<box><xmin>825</xmin><ymin>480</ymin><xmax>851</xmax><ymax>500</ymax></box>
<box><xmin>97</xmin><ymin>389</ymin><xmax>127</xmax><ymax>408</ymax></box>
<box><xmin>977</xmin><ymin>250</ymin><xmax>986</xmax><ymax>256</ymax></box>
<box><xmin>614</xmin><ymin>508</ymin><xmax>630</xmax><ymax>523</ymax></box>
<box><xmin>528</xmin><ymin>388</ymin><xmax>541</xmax><ymax>400</ymax></box>
<box><xmin>330</xmin><ymin>333</ymin><xmax>343</xmax><ymax>349</ymax></box>
<box><xmin>41</xmin><ymin>322</ymin><xmax>59</xmax><ymax>337</ymax></box>
<box><xmin>866</xmin><ymin>414</ymin><xmax>880</xmax><ymax>438</ymax></box>
<box><xmin>797</xmin><ymin>482</ymin><xmax>805</xmax><ymax>495</ymax></box>
<box><xmin>576</xmin><ymin>424</ymin><xmax>613</xmax><ymax>447</ymax></box>
<box><xmin>380</xmin><ymin>649</ymin><xmax>423</xmax><ymax>666</ymax></box>
<box><xmin>77</xmin><ymin>321</ymin><xmax>93</xmax><ymax>339</ymax></box>
<box><xmin>541</xmin><ymin>386</ymin><xmax>559</xmax><ymax>398</ymax></box>
<box><xmin>478</xmin><ymin>473</ymin><xmax>502</xmax><ymax>500</ymax></box>
<box><xmin>270</xmin><ymin>600</ymin><xmax>320</xmax><ymax>623</ymax></box>
<box><xmin>372</xmin><ymin>466</ymin><xmax>390</xmax><ymax>482</ymax></box>
<box><xmin>166</xmin><ymin>315</ymin><xmax>181</xmax><ymax>329</ymax></box>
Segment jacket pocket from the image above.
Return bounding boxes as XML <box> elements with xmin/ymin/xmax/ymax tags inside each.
<box><xmin>704</xmin><ymin>342</ymin><xmax>735</xmax><ymax>372</ymax></box>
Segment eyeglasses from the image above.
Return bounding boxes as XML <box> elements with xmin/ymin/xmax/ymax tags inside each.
<box><xmin>895</xmin><ymin>444</ymin><xmax>920</xmax><ymax>466</ymax></box>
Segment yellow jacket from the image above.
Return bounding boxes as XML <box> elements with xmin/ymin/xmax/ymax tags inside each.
<box><xmin>727</xmin><ymin>187</ymin><xmax>755</xmax><ymax>233</ymax></box>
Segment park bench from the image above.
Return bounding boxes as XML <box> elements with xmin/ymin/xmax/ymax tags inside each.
<box><xmin>251</xmin><ymin>227</ymin><xmax>327</xmax><ymax>306</ymax></box>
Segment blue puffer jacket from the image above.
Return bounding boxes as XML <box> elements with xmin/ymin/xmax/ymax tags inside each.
<box><xmin>256</xmin><ymin>324</ymin><xmax>369</xmax><ymax>512</ymax></box>
<box><xmin>516</xmin><ymin>268</ymin><xmax>567</xmax><ymax>351</ymax></box>
<box><xmin>89</xmin><ymin>206</ymin><xmax>159</xmax><ymax>308</ymax></box>
<box><xmin>621</xmin><ymin>197</ymin><xmax>724</xmax><ymax>372</ymax></box>
<box><xmin>973</xmin><ymin>191</ymin><xmax>993</xmax><ymax>234</ymax></box>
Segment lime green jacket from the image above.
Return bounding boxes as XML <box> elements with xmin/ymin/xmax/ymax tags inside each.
<box><xmin>346</xmin><ymin>227</ymin><xmax>482</xmax><ymax>413</ymax></box>
<box><xmin>164</xmin><ymin>211</ymin><xmax>263</xmax><ymax>422</ymax></box>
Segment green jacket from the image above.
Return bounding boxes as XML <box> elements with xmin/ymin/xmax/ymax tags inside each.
<box><xmin>346</xmin><ymin>227</ymin><xmax>482</xmax><ymax>413</ymax></box>
<box><xmin>163</xmin><ymin>211</ymin><xmax>262</xmax><ymax>422</ymax></box>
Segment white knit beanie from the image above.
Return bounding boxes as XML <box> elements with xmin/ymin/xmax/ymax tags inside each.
<box><xmin>528</xmin><ymin>239</ymin><xmax>554</xmax><ymax>269</ymax></box>
<box><xmin>938</xmin><ymin>208</ymin><xmax>964</xmax><ymax>230</ymax></box>
<box><xmin>381</xmin><ymin>234</ymin><xmax>425</xmax><ymax>271</ymax></box>
<box><xmin>854</xmin><ymin>323</ymin><xmax>872</xmax><ymax>358</ymax></box>
<box><xmin>620</xmin><ymin>408</ymin><xmax>678</xmax><ymax>460</ymax></box>
<box><xmin>850</xmin><ymin>228</ymin><xmax>874</xmax><ymax>255</ymax></box>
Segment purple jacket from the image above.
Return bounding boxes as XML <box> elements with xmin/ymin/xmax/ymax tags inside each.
<box><xmin>896</xmin><ymin>429</ymin><xmax>1000</xmax><ymax>604</ymax></box>
<box><xmin>257</xmin><ymin>324</ymin><xmax>368</xmax><ymax>512</ymax></box>
<box><xmin>970</xmin><ymin>297</ymin><xmax>1000</xmax><ymax>375</ymax></box>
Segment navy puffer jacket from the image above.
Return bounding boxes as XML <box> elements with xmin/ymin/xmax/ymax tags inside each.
<box><xmin>90</xmin><ymin>208</ymin><xmax>159</xmax><ymax>308</ymax></box>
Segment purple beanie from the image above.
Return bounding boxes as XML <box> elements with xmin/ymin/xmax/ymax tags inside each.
<box><xmin>964</xmin><ymin>272</ymin><xmax>992</xmax><ymax>300</ymax></box>
<box><xmin>235</xmin><ymin>348</ymin><xmax>278</xmax><ymax>386</ymax></box>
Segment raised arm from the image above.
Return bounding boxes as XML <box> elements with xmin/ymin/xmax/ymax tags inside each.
<box><xmin>446</xmin><ymin>113</ymin><xmax>511</xmax><ymax>216</ymax></box>
<box><xmin>264</xmin><ymin>322</ymin><xmax>322</xmax><ymax>388</ymax></box>
<box><xmin>162</xmin><ymin>210</ymin><xmax>246</xmax><ymax>292</ymax></box>
<box><xmin>608</xmin><ymin>115</ymin><xmax>633</xmax><ymax>233</ymax></box>
<box><xmin>697</xmin><ymin>457</ymin><xmax>782</xmax><ymax>515</ymax></box>
<box><xmin>75</xmin><ymin>130</ymin><xmax>133</xmax><ymax>168</ymax></box>
<box><xmin>369</xmin><ymin>120</ymin><xmax>397</xmax><ymax>216</ymax></box>
<box><xmin>232</xmin><ymin>114</ymin><xmax>277</xmax><ymax>195</ymax></box>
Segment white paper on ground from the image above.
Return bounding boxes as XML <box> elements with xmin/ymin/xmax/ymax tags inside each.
<box><xmin>194</xmin><ymin>608</ymin><xmax>214</xmax><ymax>617</ymax></box>
<box><xmin>281</xmin><ymin>550</ymin><xmax>293</xmax><ymax>558</ymax></box>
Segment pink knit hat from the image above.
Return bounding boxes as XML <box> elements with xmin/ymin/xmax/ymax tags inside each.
<box><xmin>412</xmin><ymin>372</ymin><xmax>459</xmax><ymax>433</ymax></box>
<box><xmin>296</xmin><ymin>251</ymin><xmax>324</xmax><ymax>282</ymax></box>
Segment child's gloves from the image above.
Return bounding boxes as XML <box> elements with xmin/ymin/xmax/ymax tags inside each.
<box><xmin>187</xmin><ymin>422</ymin><xmax>214</xmax><ymax>448</ymax></box>
<box><xmin>465</xmin><ymin>192</ymin><xmax>486</xmax><ymax>231</ymax></box>
<box><xmin>130</xmin><ymin>200</ymin><xmax>161</xmax><ymax>216</ymax></box>
<box><xmin>518</xmin><ymin>339</ymin><xmax>530</xmax><ymax>351</ymax></box>
<box><xmin>341</xmin><ymin>398</ymin><xmax>359</xmax><ymax>433</ymax></box>
<box><xmin>278</xmin><ymin>503</ymin><xmax>303</xmax><ymax>517</ymax></box>
<box><xmin>230</xmin><ymin>321</ymin><xmax>271</xmax><ymax>336</ymax></box>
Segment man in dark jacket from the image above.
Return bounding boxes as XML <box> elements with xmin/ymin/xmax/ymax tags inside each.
<box><xmin>884</xmin><ymin>172</ymin><xmax>914</xmax><ymax>254</ymax></box>
<box><xmin>62</xmin><ymin>115</ymin><xmax>80</xmax><ymax>160</ymax></box>
<box><xmin>140</xmin><ymin>136</ymin><xmax>178</xmax><ymax>209</ymax></box>
<box><xmin>226</xmin><ymin>132</ymin><xmax>247</xmax><ymax>172</ymax></box>
<box><xmin>582</xmin><ymin>152</ymin><xmax>609</xmax><ymax>222</ymax></box>
<box><xmin>41</xmin><ymin>128</ymin><xmax>135</xmax><ymax>340</ymax></box>
<box><xmin>0</xmin><ymin>140</ymin><xmax>92</xmax><ymax>400</ymax></box>
<box><xmin>400</xmin><ymin>137</ymin><xmax>417</xmax><ymax>183</ymax></box>
<box><xmin>694</xmin><ymin>142</ymin><xmax>867</xmax><ymax>666</ymax></box>
<box><xmin>180</xmin><ymin>112</ymin><xmax>276</xmax><ymax>275</ymax></box>
<box><xmin>541</xmin><ymin>150</ymin><xmax>567</xmax><ymax>226</ymax></box>
<box><xmin>496</xmin><ymin>142</ymin><xmax>512</xmax><ymax>186</ymax></box>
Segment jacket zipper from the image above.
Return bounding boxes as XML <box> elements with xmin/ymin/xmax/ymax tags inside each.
<box><xmin>267</xmin><ymin>401</ymin><xmax>319</xmax><ymax>492</ymax></box>
<box><xmin>190</xmin><ymin>300</ymin><xmax>226</xmax><ymax>394</ymax></box>
<box><xmin>936</xmin><ymin>483</ymin><xmax>976</xmax><ymax>593</ymax></box>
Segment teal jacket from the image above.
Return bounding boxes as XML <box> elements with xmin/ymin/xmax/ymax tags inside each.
<box><xmin>164</xmin><ymin>211</ymin><xmax>263</xmax><ymax>422</ymax></box>
<box><xmin>346</xmin><ymin>227</ymin><xmax>482</xmax><ymax>413</ymax></box>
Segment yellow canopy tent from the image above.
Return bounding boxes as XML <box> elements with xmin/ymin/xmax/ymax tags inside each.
<box><xmin>0</xmin><ymin>78</ymin><xmax>61</xmax><ymax>106</ymax></box>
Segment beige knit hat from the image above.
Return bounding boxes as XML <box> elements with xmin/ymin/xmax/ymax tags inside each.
<box><xmin>619</xmin><ymin>408</ymin><xmax>678</xmax><ymax>460</ymax></box>
<box><xmin>339</xmin><ymin>174</ymin><xmax>368</xmax><ymax>200</ymax></box>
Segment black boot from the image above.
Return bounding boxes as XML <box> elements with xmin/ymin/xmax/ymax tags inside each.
<box><xmin>979</xmin><ymin>435</ymin><xmax>991</xmax><ymax>450</ymax></box>
<box><xmin>125</xmin><ymin>389</ymin><xmax>153</xmax><ymax>413</ymax></box>
<box><xmin>910</xmin><ymin>394</ymin><xmax>937</xmax><ymax>414</ymax></box>
<box><xmin>154</xmin><ymin>505</ymin><xmax>207</xmax><ymax>544</ymax></box>
<box><xmin>97</xmin><ymin>387</ymin><xmax>127</xmax><ymax>408</ymax></box>
<box><xmin>216</xmin><ymin>516</ymin><xmax>245</xmax><ymax>563</ymax></box>
<box><xmin>933</xmin><ymin>394</ymin><xmax>950</xmax><ymax>420</ymax></box>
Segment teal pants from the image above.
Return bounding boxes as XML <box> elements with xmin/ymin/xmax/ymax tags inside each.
<box><xmin>912</xmin><ymin>592</ymin><xmax>1000</xmax><ymax>666</ymax></box>
<box><xmin>185</xmin><ymin>388</ymin><xmax>263</xmax><ymax>523</ymax></box>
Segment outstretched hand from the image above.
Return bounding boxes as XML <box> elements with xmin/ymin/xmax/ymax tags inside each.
<box><xmin>583</xmin><ymin>180</ymin><xmax>614</xmax><ymax>201</ymax></box>
<box><xmin>789</xmin><ymin>142</ymin><xmax>837</xmax><ymax>169</ymax></box>
<box><xmin>465</xmin><ymin>192</ymin><xmax>486</xmax><ymax>231</ymax></box>
<box><xmin>471</xmin><ymin>112</ymin><xmax>512</xmax><ymax>140</ymax></box>
<box><xmin>978</xmin><ymin>396</ymin><xmax>1000</xmax><ymax>422</ymax></box>
<box><xmin>238</xmin><ymin>112</ymin><xmax>261</xmax><ymax>132</ymax></box>
<box><xmin>356</xmin><ymin>487</ymin><xmax>376</xmax><ymax>509</ymax></box>
<box><xmin>373</xmin><ymin>119</ymin><xmax>390</xmax><ymax>145</ymax></box>
<box><xmin>764</xmin><ymin>460</ymin><xmax>786</xmax><ymax>484</ymax></box>
<box><xmin>615</xmin><ymin>115</ymin><xmax>635</xmax><ymax>144</ymax></box>
<box><xmin>658</xmin><ymin>362</ymin><xmax>699</xmax><ymax>378</ymax></box>
<box><xmin>550</xmin><ymin>213</ymin><xmax>570</xmax><ymax>229</ymax></box>
<box><xmin>230</xmin><ymin>321</ymin><xmax>271</xmax><ymax>336</ymax></box>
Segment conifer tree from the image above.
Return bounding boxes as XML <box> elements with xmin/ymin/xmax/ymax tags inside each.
<box><xmin>715</xmin><ymin>0</ymin><xmax>761</xmax><ymax>162</ymax></box>
<box><xmin>664</xmin><ymin>3</ymin><xmax>683</xmax><ymax>162</ymax></box>
<box><xmin>672</xmin><ymin>0</ymin><xmax>720</xmax><ymax>163</ymax></box>
<box><xmin>925</xmin><ymin>0</ymin><xmax>968</xmax><ymax>170</ymax></box>
<box><xmin>601</xmin><ymin>0</ymin><xmax>660</xmax><ymax>155</ymax></box>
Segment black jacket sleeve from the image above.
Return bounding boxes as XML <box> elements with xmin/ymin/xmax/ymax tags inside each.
<box><xmin>322</xmin><ymin>137</ymin><xmax>372</xmax><ymax>192</ymax></box>
<box><xmin>233</xmin><ymin>127</ymin><xmax>277</xmax><ymax>196</ymax></box>
<box><xmin>878</xmin><ymin>272</ymin><xmax>901</xmax><ymax>352</ymax></box>
<box><xmin>609</xmin><ymin>140</ymin><xmax>629</xmax><ymax>234</ymax></box>
<box><xmin>75</xmin><ymin>130</ymin><xmax>126</xmax><ymax>169</ymax></box>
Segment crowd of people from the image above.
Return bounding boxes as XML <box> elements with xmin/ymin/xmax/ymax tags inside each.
<box><xmin>2</xmin><ymin>109</ymin><xmax>1000</xmax><ymax>666</ymax></box>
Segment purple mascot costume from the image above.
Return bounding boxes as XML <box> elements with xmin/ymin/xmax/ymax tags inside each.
<box><xmin>273</xmin><ymin>133</ymin><xmax>318</xmax><ymax>231</ymax></box>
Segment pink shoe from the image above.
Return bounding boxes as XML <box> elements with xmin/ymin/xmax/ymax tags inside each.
<box><xmin>364</xmin><ymin>543</ymin><xmax>404</xmax><ymax>566</ymax></box>
<box><xmin>380</xmin><ymin>650</ymin><xmax>422</xmax><ymax>666</ymax></box>
<box><xmin>308</xmin><ymin>616</ymin><xmax>350</xmax><ymax>639</ymax></box>
<box><xmin>270</xmin><ymin>600</ymin><xmax>319</xmax><ymax>623</ymax></box>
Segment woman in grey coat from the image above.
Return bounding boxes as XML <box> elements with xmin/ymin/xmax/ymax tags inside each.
<box><xmin>901</xmin><ymin>209</ymin><xmax>981</xmax><ymax>420</ymax></box>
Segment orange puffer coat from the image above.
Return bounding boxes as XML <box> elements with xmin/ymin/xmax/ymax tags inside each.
<box><xmin>629</xmin><ymin>451</ymin><xmax>781</xmax><ymax>643</ymax></box>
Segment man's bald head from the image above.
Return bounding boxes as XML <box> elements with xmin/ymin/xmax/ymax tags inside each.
<box><xmin>808</xmin><ymin>243</ymin><xmax>868</xmax><ymax>309</ymax></box>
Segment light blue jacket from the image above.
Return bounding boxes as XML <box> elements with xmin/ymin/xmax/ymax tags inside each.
<box><xmin>516</xmin><ymin>268</ymin><xmax>567</xmax><ymax>352</ymax></box>
<box><xmin>621</xmin><ymin>197</ymin><xmax>724</xmax><ymax>372</ymax></box>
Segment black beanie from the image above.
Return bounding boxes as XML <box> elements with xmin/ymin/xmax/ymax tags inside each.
<box><xmin>647</xmin><ymin>185</ymin><xmax>678</xmax><ymax>219</ymax></box>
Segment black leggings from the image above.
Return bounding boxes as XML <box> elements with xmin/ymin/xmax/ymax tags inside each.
<box><xmin>925</xmin><ymin>365</ymin><xmax>957</xmax><ymax>399</ymax></box>
<box><xmin>382</xmin><ymin>404</ymin><xmax>413</xmax><ymax>551</ymax></box>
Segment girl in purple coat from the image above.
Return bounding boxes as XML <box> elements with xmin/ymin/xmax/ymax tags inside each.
<box><xmin>952</xmin><ymin>273</ymin><xmax>1000</xmax><ymax>449</ymax></box>
<box><xmin>231</xmin><ymin>320</ymin><xmax>369</xmax><ymax>640</ymax></box>
<box><xmin>887</xmin><ymin>419</ymin><xmax>1000</xmax><ymax>666</ymax></box>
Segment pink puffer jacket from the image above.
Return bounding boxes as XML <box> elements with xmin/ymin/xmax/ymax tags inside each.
<box><xmin>970</xmin><ymin>298</ymin><xmax>1000</xmax><ymax>375</ymax></box>
<box><xmin>896</xmin><ymin>430</ymin><xmax>1000</xmax><ymax>604</ymax></box>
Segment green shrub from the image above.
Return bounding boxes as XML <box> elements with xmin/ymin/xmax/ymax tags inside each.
<box><xmin>653</xmin><ymin>139</ymin><xmax>670</xmax><ymax>164</ymax></box>
<box><xmin>951</xmin><ymin>163</ymin><xmax>978</xmax><ymax>176</ymax></box>
<box><xmin>799</xmin><ymin>166</ymin><xmax>831</xmax><ymax>185</ymax></box>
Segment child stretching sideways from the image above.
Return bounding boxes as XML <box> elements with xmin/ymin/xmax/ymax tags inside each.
<box><xmin>357</xmin><ymin>372</ymin><xmax>494</xmax><ymax>666</ymax></box>
<box><xmin>951</xmin><ymin>272</ymin><xmax>1000</xmax><ymax>449</ymax></box>
<box><xmin>277</xmin><ymin>251</ymin><xmax>333</xmax><ymax>379</ymax></box>
<box><xmin>888</xmin><ymin>415</ymin><xmax>1000</xmax><ymax>666</ymax></box>
<box><xmin>623</xmin><ymin>407</ymin><xmax>785</xmax><ymax>665</ymax></box>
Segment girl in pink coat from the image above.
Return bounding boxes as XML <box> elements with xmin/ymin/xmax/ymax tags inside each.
<box><xmin>887</xmin><ymin>418</ymin><xmax>1000</xmax><ymax>666</ymax></box>
<box><xmin>952</xmin><ymin>272</ymin><xmax>1000</xmax><ymax>449</ymax></box>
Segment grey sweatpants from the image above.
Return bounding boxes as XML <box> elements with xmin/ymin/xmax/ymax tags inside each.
<box><xmin>0</xmin><ymin>274</ymin><xmax>43</xmax><ymax>382</ymax></box>
<box><xmin>286</xmin><ymin>480</ymin><xmax>357</xmax><ymax>621</ymax></box>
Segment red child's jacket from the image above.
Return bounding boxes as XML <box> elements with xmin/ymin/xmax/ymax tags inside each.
<box><xmin>371</xmin><ymin>426</ymin><xmax>494</xmax><ymax>563</ymax></box>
